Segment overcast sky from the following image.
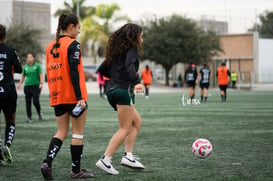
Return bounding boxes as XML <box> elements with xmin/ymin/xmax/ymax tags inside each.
<box><xmin>23</xmin><ymin>0</ymin><xmax>273</xmax><ymax>34</ymax></box>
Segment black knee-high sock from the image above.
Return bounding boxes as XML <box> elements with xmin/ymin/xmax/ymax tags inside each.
<box><xmin>5</xmin><ymin>122</ymin><xmax>15</xmax><ymax>147</ymax></box>
<box><xmin>145</xmin><ymin>87</ymin><xmax>149</xmax><ymax>96</ymax></box>
<box><xmin>71</xmin><ymin>145</ymin><xmax>83</xmax><ymax>173</ymax></box>
<box><xmin>44</xmin><ymin>137</ymin><xmax>63</xmax><ymax>168</ymax></box>
<box><xmin>201</xmin><ymin>96</ymin><xmax>204</xmax><ymax>101</ymax></box>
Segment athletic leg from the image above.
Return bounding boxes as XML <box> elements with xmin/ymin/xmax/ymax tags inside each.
<box><xmin>189</xmin><ymin>87</ymin><xmax>193</xmax><ymax>98</ymax></box>
<box><xmin>104</xmin><ymin>105</ymin><xmax>134</xmax><ymax>157</ymax></box>
<box><xmin>24</xmin><ymin>86</ymin><xmax>32</xmax><ymax>120</ymax></box>
<box><xmin>124</xmin><ymin>107</ymin><xmax>142</xmax><ymax>152</ymax></box>
<box><xmin>4</xmin><ymin>113</ymin><xmax>15</xmax><ymax>147</ymax></box>
<box><xmin>2</xmin><ymin>93</ymin><xmax>17</xmax><ymax>163</ymax></box>
<box><xmin>70</xmin><ymin>110</ymin><xmax>85</xmax><ymax>172</ymax></box>
<box><xmin>96</xmin><ymin>105</ymin><xmax>134</xmax><ymax>175</ymax></box>
<box><xmin>192</xmin><ymin>86</ymin><xmax>195</xmax><ymax>99</ymax></box>
<box><xmin>99</xmin><ymin>84</ymin><xmax>103</xmax><ymax>97</ymax></box>
<box><xmin>200</xmin><ymin>87</ymin><xmax>204</xmax><ymax>102</ymax></box>
<box><xmin>120</xmin><ymin>107</ymin><xmax>144</xmax><ymax>168</ymax></box>
<box><xmin>32</xmin><ymin>86</ymin><xmax>42</xmax><ymax>118</ymax></box>
<box><xmin>145</xmin><ymin>85</ymin><xmax>149</xmax><ymax>97</ymax></box>
<box><xmin>224</xmin><ymin>86</ymin><xmax>227</xmax><ymax>101</ymax></box>
<box><xmin>219</xmin><ymin>86</ymin><xmax>225</xmax><ymax>101</ymax></box>
<box><xmin>3</xmin><ymin>114</ymin><xmax>15</xmax><ymax>164</ymax></box>
<box><xmin>43</xmin><ymin>113</ymin><xmax>70</xmax><ymax>167</ymax></box>
<box><xmin>204</xmin><ymin>88</ymin><xmax>208</xmax><ymax>101</ymax></box>
<box><xmin>70</xmin><ymin>110</ymin><xmax>94</xmax><ymax>178</ymax></box>
<box><xmin>3</xmin><ymin>93</ymin><xmax>17</xmax><ymax>147</ymax></box>
<box><xmin>41</xmin><ymin>112</ymin><xmax>70</xmax><ymax>180</ymax></box>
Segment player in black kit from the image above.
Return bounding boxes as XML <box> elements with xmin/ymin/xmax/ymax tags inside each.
<box><xmin>0</xmin><ymin>24</ymin><xmax>22</xmax><ymax>165</ymax></box>
<box><xmin>184</xmin><ymin>63</ymin><xmax>198</xmax><ymax>103</ymax></box>
<box><xmin>199</xmin><ymin>63</ymin><xmax>211</xmax><ymax>102</ymax></box>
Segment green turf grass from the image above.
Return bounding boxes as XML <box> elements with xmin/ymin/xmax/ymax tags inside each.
<box><xmin>0</xmin><ymin>89</ymin><xmax>273</xmax><ymax>181</ymax></box>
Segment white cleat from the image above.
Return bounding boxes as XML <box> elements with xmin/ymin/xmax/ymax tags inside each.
<box><xmin>96</xmin><ymin>159</ymin><xmax>119</xmax><ymax>175</ymax></box>
<box><xmin>121</xmin><ymin>155</ymin><xmax>145</xmax><ymax>169</ymax></box>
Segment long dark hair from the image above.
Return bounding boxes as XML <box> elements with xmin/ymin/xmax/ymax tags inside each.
<box><xmin>55</xmin><ymin>14</ymin><xmax>79</xmax><ymax>46</ymax></box>
<box><xmin>105</xmin><ymin>23</ymin><xmax>143</xmax><ymax>65</ymax></box>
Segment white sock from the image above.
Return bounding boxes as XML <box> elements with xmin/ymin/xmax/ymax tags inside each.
<box><xmin>103</xmin><ymin>155</ymin><xmax>112</xmax><ymax>163</ymax></box>
<box><xmin>125</xmin><ymin>152</ymin><xmax>133</xmax><ymax>159</ymax></box>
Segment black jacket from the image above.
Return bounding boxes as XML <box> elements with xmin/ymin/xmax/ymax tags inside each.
<box><xmin>0</xmin><ymin>43</ymin><xmax>22</xmax><ymax>98</ymax></box>
<box><xmin>98</xmin><ymin>47</ymin><xmax>140</xmax><ymax>92</ymax></box>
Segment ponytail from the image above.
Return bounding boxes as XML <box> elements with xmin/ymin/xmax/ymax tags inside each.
<box><xmin>56</xmin><ymin>14</ymin><xmax>66</xmax><ymax>47</ymax></box>
<box><xmin>55</xmin><ymin>13</ymin><xmax>79</xmax><ymax>49</ymax></box>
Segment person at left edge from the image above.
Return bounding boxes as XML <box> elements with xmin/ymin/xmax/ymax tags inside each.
<box><xmin>17</xmin><ymin>53</ymin><xmax>43</xmax><ymax>123</ymax></box>
<box><xmin>41</xmin><ymin>14</ymin><xmax>94</xmax><ymax>180</ymax></box>
<box><xmin>0</xmin><ymin>24</ymin><xmax>22</xmax><ymax>165</ymax></box>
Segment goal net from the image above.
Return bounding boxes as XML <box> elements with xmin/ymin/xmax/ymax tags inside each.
<box><xmin>237</xmin><ymin>72</ymin><xmax>253</xmax><ymax>90</ymax></box>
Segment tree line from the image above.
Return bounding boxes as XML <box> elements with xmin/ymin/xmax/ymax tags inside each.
<box><xmin>5</xmin><ymin>0</ymin><xmax>273</xmax><ymax>85</ymax></box>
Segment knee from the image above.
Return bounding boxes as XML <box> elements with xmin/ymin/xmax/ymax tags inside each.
<box><xmin>33</xmin><ymin>98</ymin><xmax>39</xmax><ymax>105</ymax></box>
<box><xmin>134</xmin><ymin>119</ymin><xmax>142</xmax><ymax>131</ymax></box>
<box><xmin>118</xmin><ymin>128</ymin><xmax>131</xmax><ymax>137</ymax></box>
<box><xmin>71</xmin><ymin>133</ymin><xmax>84</xmax><ymax>144</ymax></box>
<box><xmin>55</xmin><ymin>131</ymin><xmax>69</xmax><ymax>141</ymax></box>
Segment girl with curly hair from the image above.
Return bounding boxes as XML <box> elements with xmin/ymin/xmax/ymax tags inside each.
<box><xmin>96</xmin><ymin>23</ymin><xmax>145</xmax><ymax>175</ymax></box>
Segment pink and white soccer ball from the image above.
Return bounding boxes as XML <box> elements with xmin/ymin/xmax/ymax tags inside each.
<box><xmin>192</xmin><ymin>138</ymin><xmax>212</xmax><ymax>158</ymax></box>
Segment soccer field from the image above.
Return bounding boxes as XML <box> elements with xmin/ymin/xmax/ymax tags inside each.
<box><xmin>1</xmin><ymin>90</ymin><xmax>273</xmax><ymax>181</ymax></box>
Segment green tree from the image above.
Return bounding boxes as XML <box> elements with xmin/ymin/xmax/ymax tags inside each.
<box><xmin>6</xmin><ymin>22</ymin><xmax>42</xmax><ymax>64</ymax></box>
<box><xmin>80</xmin><ymin>3</ymin><xmax>129</xmax><ymax>59</ymax></box>
<box><xmin>248</xmin><ymin>11</ymin><xmax>273</xmax><ymax>38</ymax></box>
<box><xmin>54</xmin><ymin>0</ymin><xmax>95</xmax><ymax>20</ymax></box>
<box><xmin>142</xmin><ymin>15</ymin><xmax>222</xmax><ymax>86</ymax></box>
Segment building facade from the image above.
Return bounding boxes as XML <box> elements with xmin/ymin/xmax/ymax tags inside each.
<box><xmin>212</xmin><ymin>33</ymin><xmax>258</xmax><ymax>88</ymax></box>
<box><xmin>0</xmin><ymin>0</ymin><xmax>51</xmax><ymax>50</ymax></box>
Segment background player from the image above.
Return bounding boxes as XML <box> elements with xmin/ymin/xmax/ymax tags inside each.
<box><xmin>97</xmin><ymin>71</ymin><xmax>105</xmax><ymax>98</ymax></box>
<box><xmin>216</xmin><ymin>62</ymin><xmax>230</xmax><ymax>101</ymax></box>
<box><xmin>184</xmin><ymin>62</ymin><xmax>198</xmax><ymax>103</ymax></box>
<box><xmin>141</xmin><ymin>64</ymin><xmax>152</xmax><ymax>99</ymax></box>
<box><xmin>231</xmin><ymin>70</ymin><xmax>237</xmax><ymax>89</ymax></box>
<box><xmin>199</xmin><ymin>63</ymin><xmax>211</xmax><ymax>102</ymax></box>
<box><xmin>17</xmin><ymin>53</ymin><xmax>43</xmax><ymax>122</ymax></box>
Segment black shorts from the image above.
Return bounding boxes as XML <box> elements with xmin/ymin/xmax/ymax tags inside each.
<box><xmin>219</xmin><ymin>85</ymin><xmax>228</xmax><ymax>91</ymax></box>
<box><xmin>53</xmin><ymin>102</ymin><xmax>88</xmax><ymax>117</ymax></box>
<box><xmin>186</xmin><ymin>81</ymin><xmax>196</xmax><ymax>88</ymax></box>
<box><xmin>200</xmin><ymin>83</ymin><xmax>210</xmax><ymax>89</ymax></box>
<box><xmin>106</xmin><ymin>88</ymin><xmax>135</xmax><ymax>111</ymax></box>
<box><xmin>0</xmin><ymin>91</ymin><xmax>17</xmax><ymax>119</ymax></box>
